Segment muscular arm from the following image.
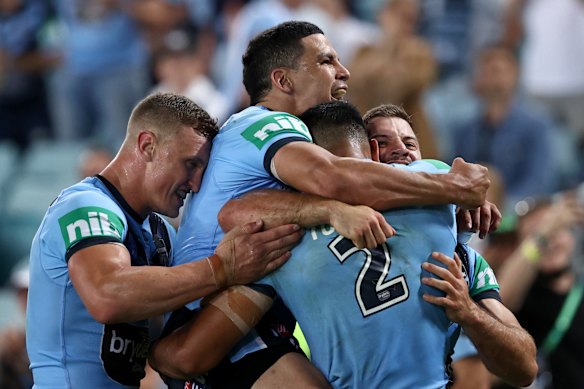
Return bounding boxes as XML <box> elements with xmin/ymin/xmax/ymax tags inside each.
<box><xmin>69</xmin><ymin>220</ymin><xmax>302</xmax><ymax>323</ymax></box>
<box><xmin>219</xmin><ymin>189</ymin><xmax>395</xmax><ymax>249</ymax></box>
<box><xmin>422</xmin><ymin>253</ymin><xmax>537</xmax><ymax>387</ymax></box>
<box><xmin>150</xmin><ymin>284</ymin><xmax>329</xmax><ymax>387</ymax></box>
<box><xmin>150</xmin><ymin>287</ymin><xmax>273</xmax><ymax>378</ymax></box>
<box><xmin>69</xmin><ymin>243</ymin><xmax>217</xmax><ymax>323</ymax></box>
<box><xmin>219</xmin><ymin>189</ymin><xmax>349</xmax><ymax>231</ymax></box>
<box><xmin>273</xmin><ymin>142</ymin><xmax>490</xmax><ymax>210</ymax></box>
<box><xmin>460</xmin><ymin>298</ymin><xmax>537</xmax><ymax>387</ymax></box>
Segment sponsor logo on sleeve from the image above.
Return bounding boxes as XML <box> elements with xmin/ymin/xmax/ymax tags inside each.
<box><xmin>474</xmin><ymin>254</ymin><xmax>499</xmax><ymax>291</ymax></box>
<box><xmin>241</xmin><ymin>113</ymin><xmax>312</xmax><ymax>149</ymax></box>
<box><xmin>58</xmin><ymin>207</ymin><xmax>124</xmax><ymax>249</ymax></box>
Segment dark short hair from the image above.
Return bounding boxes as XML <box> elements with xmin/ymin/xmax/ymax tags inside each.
<box><xmin>362</xmin><ymin>104</ymin><xmax>413</xmax><ymax>128</ymax></box>
<box><xmin>299</xmin><ymin>100</ymin><xmax>367</xmax><ymax>151</ymax></box>
<box><xmin>129</xmin><ymin>93</ymin><xmax>218</xmax><ymax>140</ymax></box>
<box><xmin>242</xmin><ymin>21</ymin><xmax>324</xmax><ymax>105</ymax></box>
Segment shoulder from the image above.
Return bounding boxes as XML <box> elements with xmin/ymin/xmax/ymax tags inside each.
<box><xmin>53</xmin><ymin>179</ymin><xmax>125</xmax><ymax>219</ymax></box>
<box><xmin>390</xmin><ymin>159</ymin><xmax>451</xmax><ymax>174</ymax></box>
<box><xmin>48</xmin><ymin>179</ymin><xmax>127</xmax><ymax>247</ymax></box>
<box><xmin>221</xmin><ymin>107</ymin><xmax>312</xmax><ymax>153</ymax></box>
<box><xmin>239</xmin><ymin>109</ymin><xmax>311</xmax><ymax>143</ymax></box>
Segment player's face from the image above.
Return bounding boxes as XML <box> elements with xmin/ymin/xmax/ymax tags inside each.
<box><xmin>289</xmin><ymin>34</ymin><xmax>350</xmax><ymax>114</ymax></box>
<box><xmin>150</xmin><ymin>126</ymin><xmax>211</xmax><ymax>218</ymax></box>
<box><xmin>366</xmin><ymin>116</ymin><xmax>421</xmax><ymax>164</ymax></box>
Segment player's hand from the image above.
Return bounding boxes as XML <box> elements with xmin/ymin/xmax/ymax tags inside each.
<box><xmin>214</xmin><ymin>219</ymin><xmax>303</xmax><ymax>286</ymax></box>
<box><xmin>449</xmin><ymin>158</ymin><xmax>490</xmax><ymax>209</ymax></box>
<box><xmin>330</xmin><ymin>204</ymin><xmax>395</xmax><ymax>249</ymax></box>
<box><xmin>421</xmin><ymin>252</ymin><xmax>480</xmax><ymax>325</ymax></box>
<box><xmin>456</xmin><ymin>200</ymin><xmax>502</xmax><ymax>239</ymax></box>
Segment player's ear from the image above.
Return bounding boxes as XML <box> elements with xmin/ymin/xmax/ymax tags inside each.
<box><xmin>271</xmin><ymin>68</ymin><xmax>293</xmax><ymax>94</ymax></box>
<box><xmin>137</xmin><ymin>130</ymin><xmax>156</xmax><ymax>162</ymax></box>
<box><xmin>369</xmin><ymin>139</ymin><xmax>380</xmax><ymax>162</ymax></box>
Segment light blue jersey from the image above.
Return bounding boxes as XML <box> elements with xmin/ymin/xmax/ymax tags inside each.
<box><xmin>26</xmin><ymin>176</ymin><xmax>175</xmax><ymax>388</ymax></box>
<box><xmin>173</xmin><ymin>106</ymin><xmax>312</xmax><ymax>360</ymax></box>
<box><xmin>257</xmin><ymin>160</ymin><xmax>458</xmax><ymax>389</ymax></box>
<box><xmin>174</xmin><ymin>105</ymin><xmax>312</xmax><ymax>264</ymax></box>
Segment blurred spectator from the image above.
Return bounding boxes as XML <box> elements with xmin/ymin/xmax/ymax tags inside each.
<box><xmin>0</xmin><ymin>0</ymin><xmax>57</xmax><ymax>150</ymax></box>
<box><xmin>418</xmin><ymin>0</ymin><xmax>507</xmax><ymax>81</ymax></box>
<box><xmin>152</xmin><ymin>28</ymin><xmax>229</xmax><ymax>124</ymax></box>
<box><xmin>349</xmin><ymin>0</ymin><xmax>440</xmax><ymax>159</ymax></box>
<box><xmin>504</xmin><ymin>0</ymin><xmax>584</xmax><ymax>171</ymax></box>
<box><xmin>127</xmin><ymin>0</ymin><xmax>188</xmax><ymax>54</ymax></box>
<box><xmin>419</xmin><ymin>0</ymin><xmax>508</xmax><ymax>159</ymax></box>
<box><xmin>215</xmin><ymin>0</ymin><xmax>307</xmax><ymax>114</ymax></box>
<box><xmin>295</xmin><ymin>0</ymin><xmax>380</xmax><ymax>66</ymax></box>
<box><xmin>47</xmin><ymin>0</ymin><xmax>187</xmax><ymax>152</ymax></box>
<box><xmin>450</xmin><ymin>45</ymin><xmax>558</xmax><ymax>212</ymax></box>
<box><xmin>0</xmin><ymin>259</ymin><xmax>32</xmax><ymax>389</ymax></box>
<box><xmin>495</xmin><ymin>192</ymin><xmax>584</xmax><ymax>389</ymax></box>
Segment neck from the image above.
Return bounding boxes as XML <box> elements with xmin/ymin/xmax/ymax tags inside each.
<box><xmin>100</xmin><ymin>151</ymin><xmax>149</xmax><ymax>219</ymax></box>
<box><xmin>257</xmin><ymin>95</ymin><xmax>302</xmax><ymax>117</ymax></box>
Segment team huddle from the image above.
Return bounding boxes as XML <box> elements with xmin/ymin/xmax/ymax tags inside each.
<box><xmin>25</xmin><ymin>21</ymin><xmax>537</xmax><ymax>389</ymax></box>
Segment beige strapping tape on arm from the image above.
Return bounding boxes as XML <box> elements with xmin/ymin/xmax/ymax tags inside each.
<box><xmin>205</xmin><ymin>285</ymin><xmax>275</xmax><ymax>335</ymax></box>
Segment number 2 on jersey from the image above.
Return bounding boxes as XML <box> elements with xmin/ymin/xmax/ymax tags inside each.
<box><xmin>328</xmin><ymin>236</ymin><xmax>409</xmax><ymax>317</ymax></box>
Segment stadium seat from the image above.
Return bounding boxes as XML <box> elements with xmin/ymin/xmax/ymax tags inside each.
<box><xmin>0</xmin><ymin>140</ymin><xmax>20</xmax><ymax>212</ymax></box>
<box><xmin>20</xmin><ymin>138</ymin><xmax>86</xmax><ymax>186</ymax></box>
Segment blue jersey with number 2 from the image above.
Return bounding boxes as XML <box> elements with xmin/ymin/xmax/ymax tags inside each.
<box><xmin>258</xmin><ymin>160</ymin><xmax>457</xmax><ymax>389</ymax></box>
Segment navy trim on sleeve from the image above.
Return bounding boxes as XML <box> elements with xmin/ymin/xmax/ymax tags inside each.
<box><xmin>65</xmin><ymin>236</ymin><xmax>122</xmax><ymax>262</ymax></box>
<box><xmin>473</xmin><ymin>289</ymin><xmax>502</xmax><ymax>303</ymax></box>
<box><xmin>263</xmin><ymin>137</ymin><xmax>311</xmax><ymax>180</ymax></box>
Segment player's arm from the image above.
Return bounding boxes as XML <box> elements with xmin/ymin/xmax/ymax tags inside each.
<box><xmin>466</xmin><ymin>298</ymin><xmax>537</xmax><ymax>387</ymax></box>
<box><xmin>422</xmin><ymin>252</ymin><xmax>537</xmax><ymax>387</ymax></box>
<box><xmin>69</xmin><ymin>220</ymin><xmax>302</xmax><ymax>323</ymax></box>
<box><xmin>272</xmin><ymin>142</ymin><xmax>490</xmax><ymax>210</ymax></box>
<box><xmin>149</xmin><ymin>285</ymin><xmax>274</xmax><ymax>378</ymax></box>
<box><xmin>219</xmin><ymin>188</ymin><xmax>395</xmax><ymax>249</ymax></box>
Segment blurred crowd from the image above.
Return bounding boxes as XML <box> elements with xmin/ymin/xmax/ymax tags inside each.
<box><xmin>1</xmin><ymin>0</ymin><xmax>584</xmax><ymax>388</ymax></box>
<box><xmin>1</xmin><ymin>0</ymin><xmax>583</xmax><ymax>206</ymax></box>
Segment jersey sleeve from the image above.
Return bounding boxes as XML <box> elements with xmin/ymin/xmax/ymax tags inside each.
<box><xmin>389</xmin><ymin>159</ymin><xmax>451</xmax><ymax>174</ymax></box>
<box><xmin>35</xmin><ymin>188</ymin><xmax>127</xmax><ymax>286</ymax></box>
<box><xmin>48</xmin><ymin>190</ymin><xmax>127</xmax><ymax>262</ymax></box>
<box><xmin>464</xmin><ymin>245</ymin><xmax>501</xmax><ymax>302</ymax></box>
<box><xmin>214</xmin><ymin>111</ymin><xmax>312</xmax><ymax>193</ymax></box>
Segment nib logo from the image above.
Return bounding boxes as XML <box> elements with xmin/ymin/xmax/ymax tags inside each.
<box><xmin>59</xmin><ymin>207</ymin><xmax>124</xmax><ymax>249</ymax></box>
<box><xmin>241</xmin><ymin>113</ymin><xmax>312</xmax><ymax>149</ymax></box>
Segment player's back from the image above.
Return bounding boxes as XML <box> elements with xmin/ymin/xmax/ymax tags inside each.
<box><xmin>261</xmin><ymin>200</ymin><xmax>457</xmax><ymax>388</ymax></box>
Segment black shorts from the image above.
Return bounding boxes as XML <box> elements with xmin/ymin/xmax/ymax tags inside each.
<box><xmin>207</xmin><ymin>341</ymin><xmax>304</xmax><ymax>388</ymax></box>
<box><xmin>164</xmin><ymin>298</ymin><xmax>303</xmax><ymax>389</ymax></box>
<box><xmin>206</xmin><ymin>297</ymin><xmax>303</xmax><ymax>388</ymax></box>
